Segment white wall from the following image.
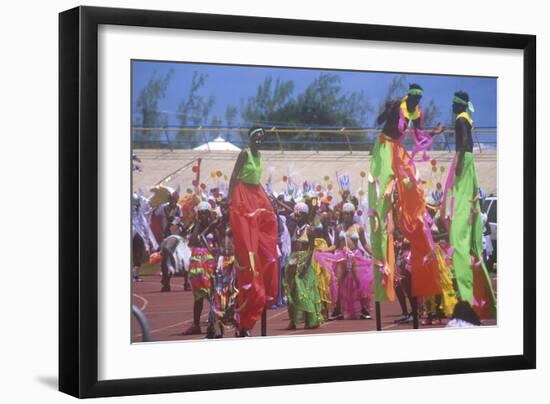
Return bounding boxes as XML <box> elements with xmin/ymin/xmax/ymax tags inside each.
<box><xmin>0</xmin><ymin>0</ymin><xmax>545</xmax><ymax>402</ymax></box>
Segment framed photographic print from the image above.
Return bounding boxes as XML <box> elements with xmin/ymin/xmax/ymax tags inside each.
<box><xmin>59</xmin><ymin>5</ymin><xmax>536</xmax><ymax>398</ymax></box>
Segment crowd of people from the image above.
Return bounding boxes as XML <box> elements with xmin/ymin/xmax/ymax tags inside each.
<box><xmin>132</xmin><ymin>85</ymin><xmax>497</xmax><ymax>339</ymax></box>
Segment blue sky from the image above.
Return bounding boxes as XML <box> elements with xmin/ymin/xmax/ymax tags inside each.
<box><xmin>132</xmin><ymin>60</ymin><xmax>497</xmax><ymax>128</ymax></box>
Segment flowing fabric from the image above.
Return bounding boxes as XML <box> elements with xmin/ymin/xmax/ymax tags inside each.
<box><xmin>284</xmin><ymin>250</ymin><xmax>323</xmax><ymax>327</ymax></box>
<box><xmin>229</xmin><ymin>181</ymin><xmax>279</xmax><ymax>331</ymax></box>
<box><xmin>208</xmin><ymin>255</ymin><xmax>238</xmax><ymax>337</ymax></box>
<box><xmin>398</xmin><ymin>97</ymin><xmax>433</xmax><ymax>162</ymax></box>
<box><xmin>446</xmin><ymin>152</ymin><xmax>497</xmax><ymax>319</ymax></box>
<box><xmin>434</xmin><ymin>243</ymin><xmax>458</xmax><ymax>317</ymax></box>
<box><xmin>161</xmin><ymin>235</ymin><xmax>188</xmax><ymax>275</ymax></box>
<box><xmin>336</xmin><ymin>249</ymin><xmax>374</xmax><ymax>319</ymax></box>
<box><xmin>312</xmin><ymin>238</ymin><xmax>335</xmax><ymax>313</ymax></box>
<box><xmin>368</xmin><ymin>135</ymin><xmax>396</xmax><ymax>301</ymax></box>
<box><xmin>315</xmin><ymin>248</ymin><xmax>373</xmax><ymax>319</ymax></box>
<box><xmin>179</xmin><ymin>194</ymin><xmax>199</xmax><ymax>226</ymax></box>
<box><xmin>150</xmin><ymin>212</ymin><xmax>164</xmax><ymax>246</ymax></box>
<box><xmin>369</xmin><ymin>135</ymin><xmax>441</xmax><ymax>300</ymax></box>
<box><xmin>313</xmin><ymin>251</ymin><xmax>339</xmax><ymax>304</ymax></box>
<box><xmin>188</xmin><ymin>247</ymin><xmax>215</xmax><ymax>301</ymax></box>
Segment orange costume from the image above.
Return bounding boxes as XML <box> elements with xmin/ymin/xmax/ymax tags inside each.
<box><xmin>368</xmin><ymin>96</ymin><xmax>442</xmax><ymax>301</ymax></box>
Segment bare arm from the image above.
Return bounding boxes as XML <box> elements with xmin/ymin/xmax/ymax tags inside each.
<box><xmin>376</xmin><ymin>100</ymin><xmax>394</xmax><ymax>126</ymax></box>
<box><xmin>455</xmin><ymin>118</ymin><xmax>468</xmax><ymax>178</ymax></box>
<box><xmin>228</xmin><ymin>150</ymin><xmax>247</xmax><ymax>203</ymax></box>
<box><xmin>359</xmin><ymin>226</ymin><xmax>373</xmax><ymax>256</ymax></box>
<box><xmin>301</xmin><ymin>226</ymin><xmax>315</xmax><ymax>277</ymax></box>
<box><xmin>412</xmin><ymin>111</ymin><xmax>444</xmax><ymax>137</ymax></box>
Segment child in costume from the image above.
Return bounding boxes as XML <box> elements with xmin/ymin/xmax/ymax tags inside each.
<box><xmin>284</xmin><ymin>202</ymin><xmax>323</xmax><ymax>330</ymax></box>
<box><xmin>183</xmin><ymin>202</ymin><xmax>218</xmax><ymax>335</ymax></box>
<box><xmin>331</xmin><ymin>202</ymin><xmax>374</xmax><ymax>320</ymax></box>
<box><xmin>311</xmin><ymin>211</ymin><xmax>337</xmax><ymax>319</ymax></box>
<box><xmin>207</xmin><ymin>198</ymin><xmax>238</xmax><ymax>338</ymax></box>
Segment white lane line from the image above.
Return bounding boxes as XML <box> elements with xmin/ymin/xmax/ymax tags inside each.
<box><xmin>132</xmin><ymin>293</ymin><xmax>148</xmax><ymax>311</ymax></box>
<box><xmin>267</xmin><ymin>310</ymin><xmax>287</xmax><ymax>321</ymax></box>
<box><xmin>133</xmin><ymin>313</ymin><xmax>209</xmax><ymax>338</ymax></box>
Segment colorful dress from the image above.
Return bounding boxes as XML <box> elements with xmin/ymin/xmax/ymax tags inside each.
<box><xmin>369</xmin><ymin>97</ymin><xmax>441</xmax><ymax>301</ymax></box>
<box><xmin>284</xmin><ymin>225</ymin><xmax>323</xmax><ymax>327</ymax></box>
<box><xmin>188</xmin><ymin>246</ymin><xmax>216</xmax><ymax>301</ymax></box>
<box><xmin>207</xmin><ymin>254</ymin><xmax>238</xmax><ymax>337</ymax></box>
<box><xmin>229</xmin><ymin>149</ymin><xmax>279</xmax><ymax>331</ymax></box>
<box><xmin>442</xmin><ymin>112</ymin><xmax>497</xmax><ymax>319</ymax></box>
<box><xmin>312</xmin><ymin>238</ymin><xmax>335</xmax><ymax>315</ymax></box>
<box><xmin>315</xmin><ymin>225</ymin><xmax>374</xmax><ymax>319</ymax></box>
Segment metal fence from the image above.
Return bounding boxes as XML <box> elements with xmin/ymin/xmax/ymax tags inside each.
<box><xmin>132</xmin><ymin>126</ymin><xmax>497</xmax><ymax>153</ymax></box>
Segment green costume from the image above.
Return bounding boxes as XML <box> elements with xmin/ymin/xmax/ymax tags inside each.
<box><xmin>284</xmin><ymin>250</ymin><xmax>323</xmax><ymax>328</ymax></box>
<box><xmin>445</xmin><ymin>112</ymin><xmax>497</xmax><ymax>319</ymax></box>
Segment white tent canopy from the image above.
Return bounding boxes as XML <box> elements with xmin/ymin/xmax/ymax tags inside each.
<box><xmin>193</xmin><ymin>135</ymin><xmax>241</xmax><ymax>151</ymax></box>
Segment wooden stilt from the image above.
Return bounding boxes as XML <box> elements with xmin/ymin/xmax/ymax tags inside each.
<box><xmin>412</xmin><ymin>297</ymin><xmax>419</xmax><ymax>329</ymax></box>
<box><xmin>261</xmin><ymin>308</ymin><xmax>267</xmax><ymax>336</ymax></box>
<box><xmin>375</xmin><ymin>301</ymin><xmax>382</xmax><ymax>331</ymax></box>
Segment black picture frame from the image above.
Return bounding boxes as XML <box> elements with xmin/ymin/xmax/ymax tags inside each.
<box><xmin>59</xmin><ymin>5</ymin><xmax>536</xmax><ymax>398</ymax></box>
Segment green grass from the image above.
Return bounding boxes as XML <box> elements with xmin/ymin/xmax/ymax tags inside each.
<box><xmin>138</xmin><ymin>261</ymin><xmax>161</xmax><ymax>276</ymax></box>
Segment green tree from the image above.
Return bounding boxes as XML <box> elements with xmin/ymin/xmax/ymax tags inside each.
<box><xmin>240</xmin><ymin>76</ymin><xmax>295</xmax><ymax>125</ymax></box>
<box><xmin>209</xmin><ymin>115</ymin><xmax>222</xmax><ymax>142</ymax></box>
<box><xmin>225</xmin><ymin>105</ymin><xmax>238</xmax><ymax>127</ymax></box>
<box><xmin>225</xmin><ymin>105</ymin><xmax>241</xmax><ymax>146</ymax></box>
<box><xmin>379</xmin><ymin>74</ymin><xmax>408</xmax><ymax>112</ymax></box>
<box><xmin>286</xmin><ymin>73</ymin><xmax>372</xmax><ymax>150</ymax></box>
<box><xmin>134</xmin><ymin>69</ymin><xmax>174</xmax><ymax>147</ymax></box>
<box><xmin>176</xmin><ymin>72</ymin><xmax>216</xmax><ymax>148</ymax></box>
<box><xmin>241</xmin><ymin>73</ymin><xmax>372</xmax><ymax>150</ymax></box>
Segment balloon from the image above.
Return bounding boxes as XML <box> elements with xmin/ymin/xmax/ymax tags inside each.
<box><xmin>192</xmin><ymin>180</ymin><xmax>198</xmax><ymax>186</ymax></box>
<box><xmin>186</xmin><ymin>188</ymin><xmax>193</xmax><ymax>194</ymax></box>
<box><xmin>210</xmin><ymin>171</ymin><xmax>216</xmax><ymax>178</ymax></box>
<box><xmin>431</xmin><ymin>166</ymin><xmax>437</xmax><ymax>172</ymax></box>
<box><xmin>192</xmin><ymin>165</ymin><xmax>199</xmax><ymax>173</ymax></box>
<box><xmin>283</xmin><ymin>175</ymin><xmax>288</xmax><ymax>182</ymax></box>
<box><xmin>359</xmin><ymin>190</ymin><xmax>365</xmax><ymax>197</ymax></box>
<box><xmin>327</xmin><ymin>195</ymin><xmax>333</xmax><ymax>202</ymax></box>
<box><xmin>430</xmin><ymin>159</ymin><xmax>437</xmax><ymax>166</ymax></box>
<box><xmin>440</xmin><ymin>166</ymin><xmax>446</xmax><ymax>173</ymax></box>
<box><xmin>436</xmin><ymin>182</ymin><xmax>442</xmax><ymax>190</ymax></box>
<box><xmin>357</xmin><ymin>210</ymin><xmax>363</xmax><ymax>216</ymax></box>
<box><xmin>316</xmin><ymin>185</ymin><xmax>322</xmax><ymax>192</ymax></box>
<box><xmin>360</xmin><ymin>171</ymin><xmax>366</xmax><ymax>178</ymax></box>
<box><xmin>324</xmin><ymin>175</ymin><xmax>330</xmax><ymax>181</ymax></box>
<box><xmin>200</xmin><ymin>183</ymin><xmax>207</xmax><ymax>190</ymax></box>
<box><xmin>148</xmin><ymin>252</ymin><xmax>162</xmax><ymax>266</ymax></box>
<box><xmin>216</xmin><ymin>170</ymin><xmax>223</xmax><ymax>177</ymax></box>
<box><xmin>327</xmin><ymin>184</ymin><xmax>333</xmax><ymax>191</ymax></box>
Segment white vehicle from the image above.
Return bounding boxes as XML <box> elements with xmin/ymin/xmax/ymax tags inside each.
<box><xmin>482</xmin><ymin>195</ymin><xmax>497</xmax><ymax>270</ymax></box>
<box><xmin>482</xmin><ymin>196</ymin><xmax>497</xmax><ymax>243</ymax></box>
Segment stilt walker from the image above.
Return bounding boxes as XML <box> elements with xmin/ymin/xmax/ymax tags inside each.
<box><xmin>368</xmin><ymin>84</ymin><xmax>445</xmax><ymax>325</ymax></box>
<box><xmin>442</xmin><ymin>91</ymin><xmax>497</xmax><ymax>319</ymax></box>
<box><xmin>228</xmin><ymin>127</ymin><xmax>279</xmax><ymax>336</ymax></box>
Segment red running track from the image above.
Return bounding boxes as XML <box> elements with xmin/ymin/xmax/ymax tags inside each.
<box><xmin>131</xmin><ymin>274</ymin><xmax>496</xmax><ymax>343</ymax></box>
